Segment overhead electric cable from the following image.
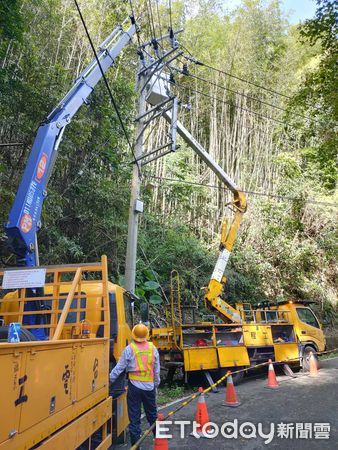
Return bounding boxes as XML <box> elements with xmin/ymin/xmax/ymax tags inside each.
<box><xmin>146</xmin><ymin>0</ymin><xmax>157</xmax><ymax>41</ymax></box>
<box><xmin>155</xmin><ymin>0</ymin><xmax>164</xmax><ymax>42</ymax></box>
<box><xmin>0</xmin><ymin>142</ymin><xmax>24</xmax><ymax>147</ymax></box>
<box><xmin>181</xmin><ymin>49</ymin><xmax>292</xmax><ymax>100</ymax></box>
<box><xmin>144</xmin><ymin>175</ymin><xmax>338</xmax><ymax>207</ymax></box>
<box><xmin>172</xmin><ymin>65</ymin><xmax>316</xmax><ymax>124</ymax></box>
<box><xmin>175</xmin><ymin>81</ymin><xmax>291</xmax><ymax>126</ymax></box>
<box><xmin>73</xmin><ymin>0</ymin><xmax>141</xmax><ymax>174</ymax></box>
<box><xmin>128</xmin><ymin>0</ymin><xmax>143</xmax><ymax>48</ymax></box>
<box><xmin>168</xmin><ymin>0</ymin><xmax>173</xmax><ymax>30</ymax></box>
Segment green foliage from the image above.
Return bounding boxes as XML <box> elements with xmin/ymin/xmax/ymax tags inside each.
<box><xmin>322</xmin><ymin>300</ymin><xmax>338</xmax><ymax>329</ymax></box>
<box><xmin>0</xmin><ymin>0</ymin><xmax>24</xmax><ymax>41</ymax></box>
<box><xmin>157</xmin><ymin>384</ymin><xmax>193</xmax><ymax>405</ymax></box>
<box><xmin>133</xmin><ymin>264</ymin><xmax>162</xmax><ymax>304</ymax></box>
<box><xmin>138</xmin><ymin>217</ymin><xmax>215</xmax><ymax>303</ymax></box>
<box><xmin>300</xmin><ymin>0</ymin><xmax>337</xmax><ymax>50</ymax></box>
<box><xmin>286</xmin><ymin>0</ymin><xmax>337</xmax><ymax>190</ymax></box>
<box><xmin>144</xmin><ymin>281</ymin><xmax>160</xmax><ymax>290</ymax></box>
<box><xmin>149</xmin><ymin>294</ymin><xmax>163</xmax><ymax>305</ymax></box>
<box><xmin>227</xmin><ymin>177</ymin><xmax>337</xmax><ymax>306</ymax></box>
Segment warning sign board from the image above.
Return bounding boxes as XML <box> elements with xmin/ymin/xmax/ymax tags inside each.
<box><xmin>2</xmin><ymin>269</ymin><xmax>46</xmax><ymax>289</ymax></box>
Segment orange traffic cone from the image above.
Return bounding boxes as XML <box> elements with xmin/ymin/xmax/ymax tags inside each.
<box><xmin>224</xmin><ymin>373</ymin><xmax>241</xmax><ymax>407</ymax></box>
<box><xmin>309</xmin><ymin>352</ymin><xmax>318</xmax><ymax>377</ymax></box>
<box><xmin>191</xmin><ymin>387</ymin><xmax>212</xmax><ymax>438</ymax></box>
<box><xmin>153</xmin><ymin>413</ymin><xmax>169</xmax><ymax>450</ymax></box>
<box><xmin>265</xmin><ymin>359</ymin><xmax>279</xmax><ymax>389</ymax></box>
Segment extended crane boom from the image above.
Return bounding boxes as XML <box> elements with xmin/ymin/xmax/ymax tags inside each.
<box><xmin>5</xmin><ymin>18</ymin><xmax>136</xmax><ymax>267</ymax></box>
<box><xmin>147</xmin><ymin>77</ymin><xmax>246</xmax><ymax>322</ymax></box>
<box><xmin>3</xmin><ymin>17</ymin><xmax>136</xmax><ymax>340</ymax></box>
<box><xmin>165</xmin><ymin>114</ymin><xmax>246</xmax><ymax>322</ymax></box>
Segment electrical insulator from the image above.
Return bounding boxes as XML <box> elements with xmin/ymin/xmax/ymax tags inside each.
<box><xmin>182</xmin><ymin>63</ymin><xmax>189</xmax><ymax>75</ymax></box>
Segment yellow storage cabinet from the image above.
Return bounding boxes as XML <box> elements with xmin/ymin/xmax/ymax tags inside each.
<box><xmin>183</xmin><ymin>347</ymin><xmax>218</xmax><ymax>371</ymax></box>
<box><xmin>274</xmin><ymin>343</ymin><xmax>299</xmax><ymax>362</ymax></box>
<box><xmin>217</xmin><ymin>346</ymin><xmax>250</xmax><ymax>367</ymax></box>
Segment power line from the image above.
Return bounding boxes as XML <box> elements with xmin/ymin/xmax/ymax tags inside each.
<box><xmin>146</xmin><ymin>0</ymin><xmax>157</xmax><ymax>42</ymax></box>
<box><xmin>0</xmin><ymin>142</ymin><xmax>24</xmax><ymax>147</ymax></box>
<box><xmin>168</xmin><ymin>0</ymin><xmax>173</xmax><ymax>30</ymax></box>
<box><xmin>144</xmin><ymin>175</ymin><xmax>338</xmax><ymax>207</ymax></box>
<box><xmin>181</xmin><ymin>50</ymin><xmax>292</xmax><ymax>100</ymax></box>
<box><xmin>172</xmin><ymin>65</ymin><xmax>316</xmax><ymax>125</ymax></box>
<box><xmin>128</xmin><ymin>0</ymin><xmax>143</xmax><ymax>48</ymax></box>
<box><xmin>174</xmin><ymin>81</ymin><xmax>291</xmax><ymax>126</ymax></box>
<box><xmin>73</xmin><ymin>0</ymin><xmax>140</xmax><ymax>174</ymax></box>
<box><xmin>155</xmin><ymin>0</ymin><xmax>164</xmax><ymax>43</ymax></box>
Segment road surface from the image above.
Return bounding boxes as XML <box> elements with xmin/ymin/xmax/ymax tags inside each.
<box><xmin>115</xmin><ymin>357</ymin><xmax>338</xmax><ymax>449</ymax></box>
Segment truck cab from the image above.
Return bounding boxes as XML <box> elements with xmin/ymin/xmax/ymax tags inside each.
<box><xmin>273</xmin><ymin>300</ymin><xmax>325</xmax><ymax>351</ymax></box>
<box><xmin>267</xmin><ymin>300</ymin><xmax>325</xmax><ymax>370</ymax></box>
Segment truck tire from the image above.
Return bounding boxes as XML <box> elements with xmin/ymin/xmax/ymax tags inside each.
<box><xmin>219</xmin><ymin>367</ymin><xmax>245</xmax><ymax>386</ymax></box>
<box><xmin>0</xmin><ymin>326</ymin><xmax>36</xmax><ymax>342</ymax></box>
<box><xmin>140</xmin><ymin>302</ymin><xmax>149</xmax><ymax>323</ymax></box>
<box><xmin>302</xmin><ymin>345</ymin><xmax>318</xmax><ymax>372</ymax></box>
<box><xmin>230</xmin><ymin>369</ymin><xmax>245</xmax><ymax>385</ymax></box>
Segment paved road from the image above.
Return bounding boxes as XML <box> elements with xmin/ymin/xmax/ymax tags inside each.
<box><xmin>116</xmin><ymin>357</ymin><xmax>338</xmax><ymax>449</ymax></box>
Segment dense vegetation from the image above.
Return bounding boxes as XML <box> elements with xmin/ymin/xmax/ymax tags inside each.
<box><xmin>0</xmin><ymin>0</ymin><xmax>336</xmax><ymax>327</ymax></box>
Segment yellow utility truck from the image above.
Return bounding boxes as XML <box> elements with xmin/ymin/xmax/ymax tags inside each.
<box><xmin>0</xmin><ymin>257</ymin><xmax>134</xmax><ymax>449</ymax></box>
<box><xmin>145</xmin><ymin>76</ymin><xmax>325</xmax><ymax>384</ymax></box>
<box><xmin>151</xmin><ymin>275</ymin><xmax>325</xmax><ymax>385</ymax></box>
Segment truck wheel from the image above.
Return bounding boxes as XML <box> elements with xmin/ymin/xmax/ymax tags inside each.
<box><xmin>140</xmin><ymin>302</ymin><xmax>149</xmax><ymax>323</ymax></box>
<box><xmin>228</xmin><ymin>368</ymin><xmax>244</xmax><ymax>385</ymax></box>
<box><xmin>219</xmin><ymin>367</ymin><xmax>245</xmax><ymax>386</ymax></box>
<box><xmin>302</xmin><ymin>346</ymin><xmax>318</xmax><ymax>372</ymax></box>
<box><xmin>0</xmin><ymin>326</ymin><xmax>36</xmax><ymax>342</ymax></box>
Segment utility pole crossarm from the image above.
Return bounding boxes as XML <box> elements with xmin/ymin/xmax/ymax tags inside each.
<box><xmin>5</xmin><ymin>20</ymin><xmax>136</xmax><ymax>267</ymax></box>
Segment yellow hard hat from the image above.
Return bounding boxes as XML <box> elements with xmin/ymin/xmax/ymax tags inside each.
<box><xmin>132</xmin><ymin>323</ymin><xmax>149</xmax><ymax>342</ymax></box>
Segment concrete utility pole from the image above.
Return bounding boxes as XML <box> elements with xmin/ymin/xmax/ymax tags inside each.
<box><xmin>124</xmin><ymin>71</ymin><xmax>147</xmax><ymax>293</ymax></box>
<box><xmin>124</xmin><ymin>30</ymin><xmax>181</xmax><ymax>293</ymax></box>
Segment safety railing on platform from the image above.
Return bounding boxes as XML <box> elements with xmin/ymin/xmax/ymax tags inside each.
<box><xmin>241</xmin><ymin>308</ymin><xmax>291</xmax><ymax>324</ymax></box>
<box><xmin>0</xmin><ymin>255</ymin><xmax>109</xmax><ymax>340</ymax></box>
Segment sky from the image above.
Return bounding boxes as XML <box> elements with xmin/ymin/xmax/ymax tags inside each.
<box><xmin>222</xmin><ymin>0</ymin><xmax>318</xmax><ymax>24</ymax></box>
<box><xmin>279</xmin><ymin>0</ymin><xmax>317</xmax><ymax>23</ymax></box>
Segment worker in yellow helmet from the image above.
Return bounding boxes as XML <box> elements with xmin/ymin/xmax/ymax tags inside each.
<box><xmin>109</xmin><ymin>323</ymin><xmax>160</xmax><ymax>447</ymax></box>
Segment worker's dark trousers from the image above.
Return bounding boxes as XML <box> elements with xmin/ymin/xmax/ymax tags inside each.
<box><xmin>127</xmin><ymin>381</ymin><xmax>157</xmax><ymax>445</ymax></box>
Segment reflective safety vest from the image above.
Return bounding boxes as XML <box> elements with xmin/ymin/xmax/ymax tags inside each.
<box><xmin>129</xmin><ymin>341</ymin><xmax>155</xmax><ymax>382</ymax></box>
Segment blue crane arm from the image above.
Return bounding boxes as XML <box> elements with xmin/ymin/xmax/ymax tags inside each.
<box><xmin>5</xmin><ymin>19</ymin><xmax>137</xmax><ymax>267</ymax></box>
